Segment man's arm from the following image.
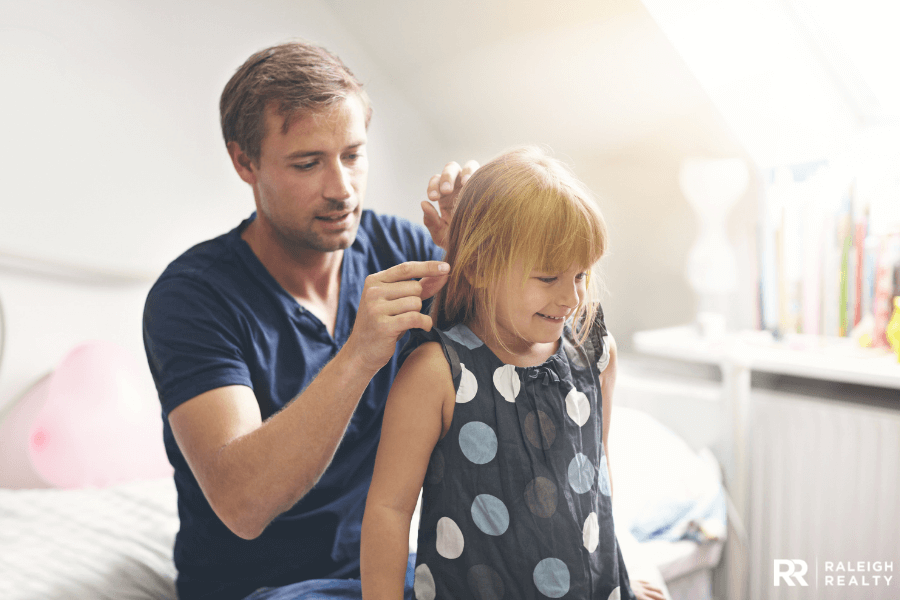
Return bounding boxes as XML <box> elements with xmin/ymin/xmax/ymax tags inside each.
<box><xmin>167</xmin><ymin>260</ymin><xmax>449</xmax><ymax>540</ymax></box>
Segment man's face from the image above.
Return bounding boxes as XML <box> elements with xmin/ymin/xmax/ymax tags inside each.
<box><xmin>251</xmin><ymin>95</ymin><xmax>368</xmax><ymax>255</ymax></box>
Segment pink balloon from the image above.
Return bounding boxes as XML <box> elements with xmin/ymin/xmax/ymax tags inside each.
<box><xmin>18</xmin><ymin>341</ymin><xmax>172</xmax><ymax>488</ymax></box>
<box><xmin>0</xmin><ymin>374</ymin><xmax>53</xmax><ymax>488</ymax></box>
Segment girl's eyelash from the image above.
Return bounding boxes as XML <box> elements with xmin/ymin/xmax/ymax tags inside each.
<box><xmin>534</xmin><ymin>273</ymin><xmax>587</xmax><ymax>284</ymax></box>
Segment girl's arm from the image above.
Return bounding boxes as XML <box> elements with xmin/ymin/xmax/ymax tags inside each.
<box><xmin>599</xmin><ymin>334</ymin><xmax>617</xmax><ymax>498</ymax></box>
<box><xmin>361</xmin><ymin>341</ymin><xmax>455</xmax><ymax>600</ymax></box>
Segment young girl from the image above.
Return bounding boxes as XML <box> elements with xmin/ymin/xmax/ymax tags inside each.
<box><xmin>361</xmin><ymin>147</ymin><xmax>663</xmax><ymax>600</ymax></box>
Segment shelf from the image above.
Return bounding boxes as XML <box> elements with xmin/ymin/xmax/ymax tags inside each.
<box><xmin>633</xmin><ymin>325</ymin><xmax>900</xmax><ymax>390</ymax></box>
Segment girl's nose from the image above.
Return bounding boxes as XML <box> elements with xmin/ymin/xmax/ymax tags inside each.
<box><xmin>559</xmin><ymin>280</ymin><xmax>580</xmax><ymax>308</ymax></box>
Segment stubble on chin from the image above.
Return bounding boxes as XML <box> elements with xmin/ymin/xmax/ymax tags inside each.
<box><xmin>275</xmin><ymin>219</ymin><xmax>360</xmax><ymax>257</ymax></box>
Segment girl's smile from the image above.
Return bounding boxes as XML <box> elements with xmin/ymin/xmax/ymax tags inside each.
<box><xmin>482</xmin><ymin>261</ymin><xmax>588</xmax><ymax>360</ymax></box>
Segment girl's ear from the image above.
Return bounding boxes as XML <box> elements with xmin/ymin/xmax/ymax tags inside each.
<box><xmin>462</xmin><ymin>264</ymin><xmax>487</xmax><ymax>288</ymax></box>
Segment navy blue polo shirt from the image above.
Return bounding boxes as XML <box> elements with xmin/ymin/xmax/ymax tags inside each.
<box><xmin>143</xmin><ymin>210</ymin><xmax>441</xmax><ymax>600</ymax></box>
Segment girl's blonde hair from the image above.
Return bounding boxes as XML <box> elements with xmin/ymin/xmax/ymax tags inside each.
<box><xmin>432</xmin><ymin>145</ymin><xmax>608</xmax><ymax>348</ymax></box>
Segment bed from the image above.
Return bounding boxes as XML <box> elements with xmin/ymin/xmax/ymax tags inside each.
<box><xmin>0</xmin><ymin>478</ymin><xmax>179</xmax><ymax>600</ymax></box>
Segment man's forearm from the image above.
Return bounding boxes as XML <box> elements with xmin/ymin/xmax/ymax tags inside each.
<box><xmin>199</xmin><ymin>346</ymin><xmax>378</xmax><ymax>539</ymax></box>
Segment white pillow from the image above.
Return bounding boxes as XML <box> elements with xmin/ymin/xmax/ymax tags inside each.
<box><xmin>609</xmin><ymin>406</ymin><xmax>723</xmax><ymax>541</ymax></box>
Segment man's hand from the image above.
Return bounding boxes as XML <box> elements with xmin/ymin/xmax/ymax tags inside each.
<box><xmin>345</xmin><ymin>260</ymin><xmax>450</xmax><ymax>374</ymax></box>
<box><xmin>422</xmin><ymin>159</ymin><xmax>479</xmax><ymax>250</ymax></box>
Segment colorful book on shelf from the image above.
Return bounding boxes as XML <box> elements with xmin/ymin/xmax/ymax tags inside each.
<box><xmin>872</xmin><ymin>235</ymin><xmax>900</xmax><ymax>348</ymax></box>
<box><xmin>821</xmin><ymin>210</ymin><xmax>840</xmax><ymax>337</ymax></box>
<box><xmin>854</xmin><ymin>208</ymin><xmax>867</xmax><ymax>327</ymax></box>
<box><xmin>800</xmin><ymin>191</ymin><xmax>823</xmax><ymax>335</ymax></box>
<box><xmin>836</xmin><ymin>185</ymin><xmax>856</xmax><ymax>338</ymax></box>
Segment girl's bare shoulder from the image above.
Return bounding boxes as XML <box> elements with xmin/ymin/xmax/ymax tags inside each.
<box><xmin>393</xmin><ymin>340</ymin><xmax>455</xmax><ymax>402</ymax></box>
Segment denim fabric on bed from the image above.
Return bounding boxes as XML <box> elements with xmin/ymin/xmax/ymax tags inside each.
<box><xmin>241</xmin><ymin>554</ymin><xmax>416</xmax><ymax>600</ymax></box>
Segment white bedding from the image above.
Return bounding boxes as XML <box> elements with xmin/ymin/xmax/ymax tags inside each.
<box><xmin>0</xmin><ymin>478</ymin><xmax>178</xmax><ymax>600</ymax></box>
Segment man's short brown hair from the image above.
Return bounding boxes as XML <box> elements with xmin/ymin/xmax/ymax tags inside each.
<box><xmin>220</xmin><ymin>40</ymin><xmax>372</xmax><ymax>162</ymax></box>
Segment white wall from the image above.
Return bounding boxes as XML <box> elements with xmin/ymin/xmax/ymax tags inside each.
<box><xmin>0</xmin><ymin>0</ymin><xmax>448</xmax><ymax>409</ymax></box>
<box><xmin>0</xmin><ymin>0</ymin><xmax>761</xmax><ymax>413</ymax></box>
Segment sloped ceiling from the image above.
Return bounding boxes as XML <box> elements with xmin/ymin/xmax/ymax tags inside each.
<box><xmin>326</xmin><ymin>0</ymin><xmax>742</xmax><ymax>157</ymax></box>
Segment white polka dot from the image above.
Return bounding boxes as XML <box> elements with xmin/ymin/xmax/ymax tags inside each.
<box><xmin>414</xmin><ymin>564</ymin><xmax>436</xmax><ymax>600</ymax></box>
<box><xmin>565</xmin><ymin>388</ymin><xmax>590</xmax><ymax>426</ymax></box>
<box><xmin>568</xmin><ymin>453</ymin><xmax>595</xmax><ymax>494</ymax></box>
<box><xmin>598</xmin><ymin>454</ymin><xmax>611</xmax><ymax>496</ymax></box>
<box><xmin>608</xmin><ymin>586</ymin><xmax>621</xmax><ymax>600</ymax></box>
<box><xmin>493</xmin><ymin>364</ymin><xmax>520</xmax><ymax>402</ymax></box>
<box><xmin>596</xmin><ymin>335</ymin><xmax>611</xmax><ymax>372</ymax></box>
<box><xmin>583</xmin><ymin>512</ymin><xmax>599</xmax><ymax>552</ymax></box>
<box><xmin>457</xmin><ymin>363</ymin><xmax>477</xmax><ymax>403</ymax></box>
<box><xmin>436</xmin><ymin>517</ymin><xmax>464</xmax><ymax>559</ymax></box>
<box><xmin>533</xmin><ymin>557</ymin><xmax>570</xmax><ymax>598</ymax></box>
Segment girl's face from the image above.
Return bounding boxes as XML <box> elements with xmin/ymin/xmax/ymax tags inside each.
<box><xmin>491</xmin><ymin>261</ymin><xmax>588</xmax><ymax>353</ymax></box>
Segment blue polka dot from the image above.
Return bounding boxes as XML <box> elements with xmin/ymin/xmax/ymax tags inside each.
<box><xmin>568</xmin><ymin>453</ymin><xmax>595</xmax><ymax>494</ymax></box>
<box><xmin>533</xmin><ymin>557</ymin><xmax>570</xmax><ymax>598</ymax></box>
<box><xmin>471</xmin><ymin>494</ymin><xmax>509</xmax><ymax>536</ymax></box>
<box><xmin>445</xmin><ymin>324</ymin><xmax>484</xmax><ymax>349</ymax></box>
<box><xmin>598</xmin><ymin>454</ymin><xmax>611</xmax><ymax>496</ymax></box>
<box><xmin>459</xmin><ymin>422</ymin><xmax>498</xmax><ymax>464</ymax></box>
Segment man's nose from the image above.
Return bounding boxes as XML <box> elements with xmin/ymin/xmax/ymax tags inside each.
<box><xmin>324</xmin><ymin>160</ymin><xmax>353</xmax><ymax>200</ymax></box>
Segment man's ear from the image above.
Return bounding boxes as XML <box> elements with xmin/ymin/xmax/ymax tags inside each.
<box><xmin>227</xmin><ymin>141</ymin><xmax>258</xmax><ymax>185</ymax></box>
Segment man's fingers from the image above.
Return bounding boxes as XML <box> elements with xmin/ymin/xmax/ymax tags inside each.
<box><xmin>426</xmin><ymin>160</ymin><xmax>477</xmax><ymax>200</ymax></box>
<box><xmin>365</xmin><ymin>280</ymin><xmax>423</xmax><ymax>302</ymax></box>
<box><xmin>397</xmin><ymin>311</ymin><xmax>433</xmax><ymax>333</ymax></box>
<box><xmin>427</xmin><ymin>174</ymin><xmax>442</xmax><ymax>200</ymax></box>
<box><xmin>439</xmin><ymin>162</ymin><xmax>461</xmax><ymax>195</ymax></box>
<box><xmin>366</xmin><ymin>273</ymin><xmax>447</xmax><ymax>302</ymax></box>
<box><xmin>421</xmin><ymin>200</ymin><xmax>440</xmax><ymax>230</ymax></box>
<box><xmin>376</xmin><ymin>261</ymin><xmax>449</xmax><ymax>284</ymax></box>
<box><xmin>419</xmin><ymin>273</ymin><xmax>449</xmax><ymax>301</ymax></box>
<box><xmin>379</xmin><ymin>295</ymin><xmax>423</xmax><ymax>316</ymax></box>
<box><xmin>460</xmin><ymin>159</ymin><xmax>479</xmax><ymax>185</ymax></box>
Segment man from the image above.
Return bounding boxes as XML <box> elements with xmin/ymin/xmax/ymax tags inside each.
<box><xmin>143</xmin><ymin>41</ymin><xmax>476</xmax><ymax>600</ymax></box>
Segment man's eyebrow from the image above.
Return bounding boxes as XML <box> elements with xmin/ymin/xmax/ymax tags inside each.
<box><xmin>285</xmin><ymin>150</ymin><xmax>323</xmax><ymax>160</ymax></box>
<box><xmin>284</xmin><ymin>142</ymin><xmax>366</xmax><ymax>161</ymax></box>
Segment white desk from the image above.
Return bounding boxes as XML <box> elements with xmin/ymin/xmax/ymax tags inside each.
<box><xmin>632</xmin><ymin>325</ymin><xmax>900</xmax><ymax>521</ymax></box>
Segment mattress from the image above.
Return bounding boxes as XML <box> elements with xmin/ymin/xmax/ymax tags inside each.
<box><xmin>0</xmin><ymin>478</ymin><xmax>178</xmax><ymax>600</ymax></box>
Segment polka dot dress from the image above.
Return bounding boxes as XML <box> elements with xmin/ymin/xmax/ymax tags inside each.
<box><xmin>406</xmin><ymin>315</ymin><xmax>634</xmax><ymax>600</ymax></box>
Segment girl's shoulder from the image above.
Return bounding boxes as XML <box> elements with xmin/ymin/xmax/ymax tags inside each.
<box><xmin>399</xmin><ymin>339</ymin><xmax>453</xmax><ymax>384</ymax></box>
<box><xmin>402</xmin><ymin>324</ymin><xmax>484</xmax><ymax>386</ymax></box>
<box><xmin>395</xmin><ymin>332</ymin><xmax>459</xmax><ymax>438</ymax></box>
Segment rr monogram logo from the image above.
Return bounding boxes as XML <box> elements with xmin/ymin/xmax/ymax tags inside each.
<box><xmin>774</xmin><ymin>560</ymin><xmax>809</xmax><ymax>586</ymax></box>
